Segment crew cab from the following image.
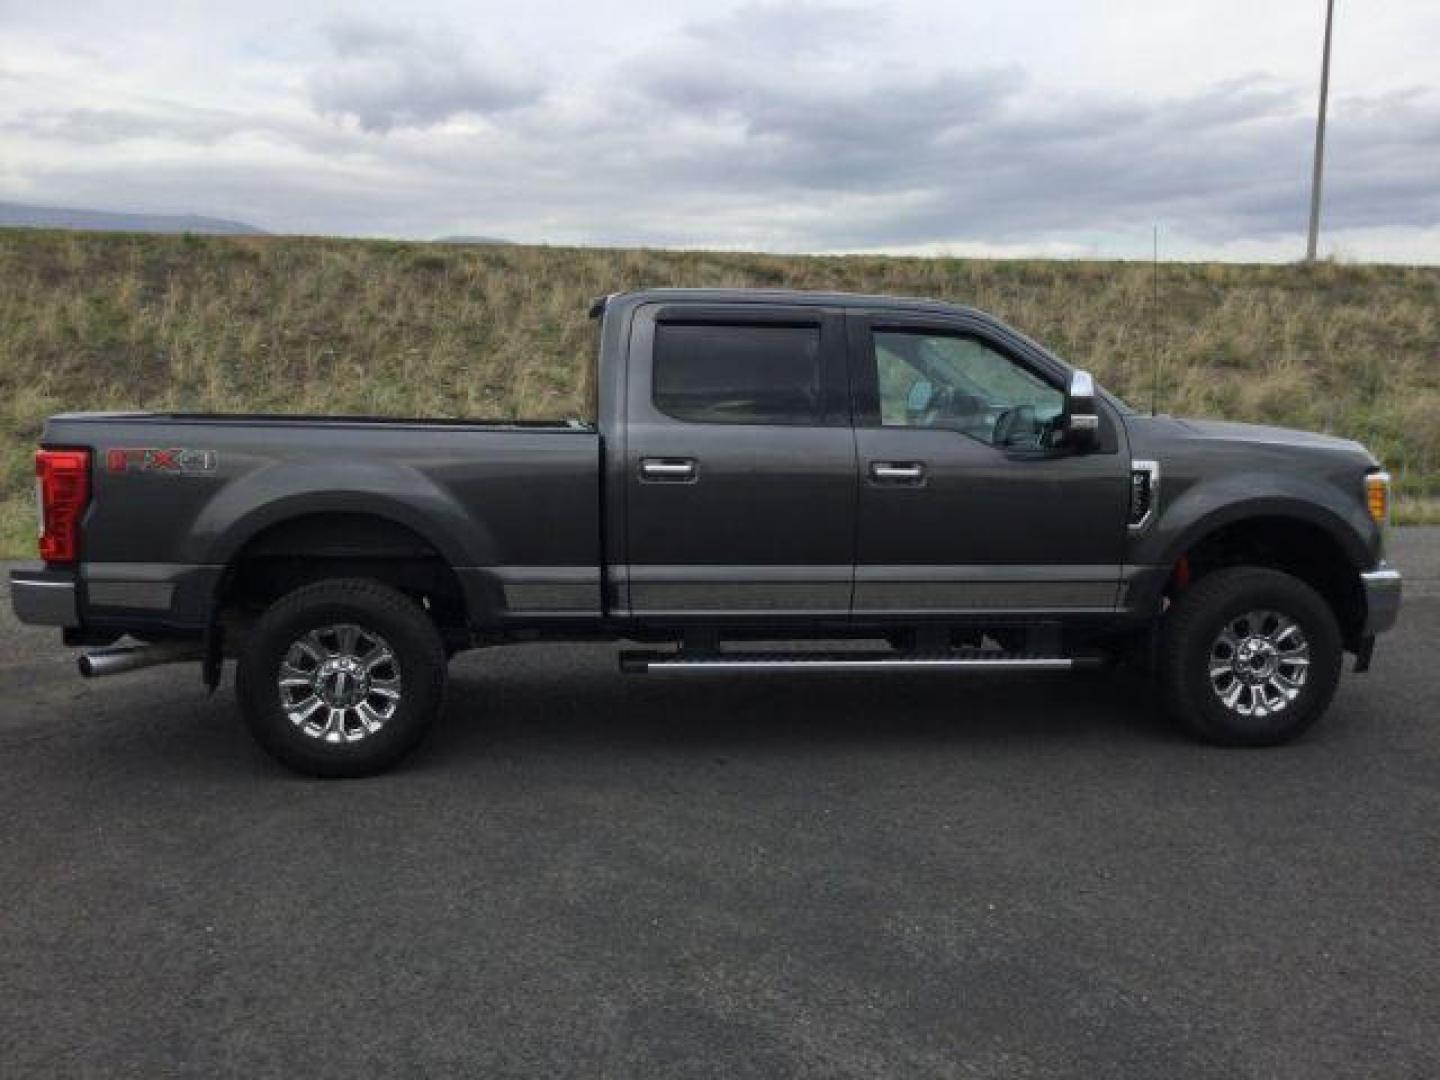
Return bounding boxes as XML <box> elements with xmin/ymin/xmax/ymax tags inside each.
<box><xmin>12</xmin><ymin>289</ymin><xmax>1402</xmax><ymax>775</ymax></box>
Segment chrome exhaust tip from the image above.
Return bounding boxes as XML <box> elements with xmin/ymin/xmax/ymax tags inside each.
<box><xmin>78</xmin><ymin>643</ymin><xmax>204</xmax><ymax>679</ymax></box>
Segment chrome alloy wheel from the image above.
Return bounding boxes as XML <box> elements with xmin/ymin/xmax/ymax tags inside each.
<box><xmin>1208</xmin><ymin>609</ymin><xmax>1310</xmax><ymax>719</ymax></box>
<box><xmin>277</xmin><ymin>624</ymin><xmax>402</xmax><ymax>744</ymax></box>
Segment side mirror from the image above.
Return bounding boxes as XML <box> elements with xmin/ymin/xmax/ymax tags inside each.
<box><xmin>906</xmin><ymin>379</ymin><xmax>935</xmax><ymax>414</ymax></box>
<box><xmin>1063</xmin><ymin>370</ymin><xmax>1100</xmax><ymax>451</ymax></box>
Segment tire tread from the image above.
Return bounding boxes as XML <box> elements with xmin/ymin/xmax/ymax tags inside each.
<box><xmin>236</xmin><ymin>577</ymin><xmax>447</xmax><ymax>777</ymax></box>
<box><xmin>1159</xmin><ymin>566</ymin><xmax>1342</xmax><ymax>746</ymax></box>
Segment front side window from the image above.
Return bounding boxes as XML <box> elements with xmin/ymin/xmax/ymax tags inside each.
<box><xmin>872</xmin><ymin>330</ymin><xmax>1064</xmax><ymax>448</ymax></box>
<box><xmin>654</xmin><ymin>322</ymin><xmax>823</xmax><ymax>425</ymax></box>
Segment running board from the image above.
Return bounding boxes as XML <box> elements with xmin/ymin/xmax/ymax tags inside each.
<box><xmin>620</xmin><ymin>651</ymin><xmax>1094</xmax><ymax>675</ymax></box>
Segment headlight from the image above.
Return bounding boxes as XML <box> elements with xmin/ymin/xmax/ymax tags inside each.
<box><xmin>1366</xmin><ymin>470</ymin><xmax>1391</xmax><ymax>527</ymax></box>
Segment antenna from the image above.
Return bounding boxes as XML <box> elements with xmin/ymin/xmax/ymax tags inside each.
<box><xmin>1150</xmin><ymin>225</ymin><xmax>1161</xmax><ymax>415</ymax></box>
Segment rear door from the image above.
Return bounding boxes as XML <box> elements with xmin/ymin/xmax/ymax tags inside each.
<box><xmin>622</xmin><ymin>303</ymin><xmax>856</xmax><ymax>620</ymax></box>
<box><xmin>846</xmin><ymin>309</ymin><xmax>1129</xmax><ymax>616</ymax></box>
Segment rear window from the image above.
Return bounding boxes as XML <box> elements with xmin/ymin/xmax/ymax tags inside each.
<box><xmin>653</xmin><ymin>322</ymin><xmax>823</xmax><ymax>425</ymax></box>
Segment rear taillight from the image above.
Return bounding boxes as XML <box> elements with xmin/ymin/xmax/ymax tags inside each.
<box><xmin>36</xmin><ymin>448</ymin><xmax>91</xmax><ymax>564</ymax></box>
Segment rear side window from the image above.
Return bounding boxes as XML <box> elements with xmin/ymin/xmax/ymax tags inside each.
<box><xmin>653</xmin><ymin>322</ymin><xmax>823</xmax><ymax>425</ymax></box>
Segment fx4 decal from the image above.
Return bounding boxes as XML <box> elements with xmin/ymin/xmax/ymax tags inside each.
<box><xmin>106</xmin><ymin>448</ymin><xmax>217</xmax><ymax>474</ymax></box>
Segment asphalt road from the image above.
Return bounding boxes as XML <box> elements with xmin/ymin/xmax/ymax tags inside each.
<box><xmin>2</xmin><ymin>534</ymin><xmax>1437</xmax><ymax>1079</ymax></box>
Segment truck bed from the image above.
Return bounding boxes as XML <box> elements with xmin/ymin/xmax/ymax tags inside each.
<box><xmin>43</xmin><ymin>412</ymin><xmax>604</xmax><ymax>628</ymax></box>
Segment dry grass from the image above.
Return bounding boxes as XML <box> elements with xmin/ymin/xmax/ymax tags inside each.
<box><xmin>1</xmin><ymin>229</ymin><xmax>1437</xmax><ymax>554</ymax></box>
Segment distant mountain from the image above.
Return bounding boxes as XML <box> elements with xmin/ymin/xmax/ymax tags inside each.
<box><xmin>433</xmin><ymin>235</ymin><xmax>511</xmax><ymax>245</ymax></box>
<box><xmin>0</xmin><ymin>200</ymin><xmax>266</xmax><ymax>235</ymax></box>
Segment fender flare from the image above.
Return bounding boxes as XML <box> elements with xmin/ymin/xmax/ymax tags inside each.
<box><xmin>1156</xmin><ymin>495</ymin><xmax>1372</xmax><ymax>573</ymax></box>
<box><xmin>192</xmin><ymin>460</ymin><xmax>504</xmax><ymax>626</ymax></box>
<box><xmin>207</xmin><ymin>493</ymin><xmax>475</xmax><ymax>570</ymax></box>
<box><xmin>1124</xmin><ymin>473</ymin><xmax>1375</xmax><ymax>622</ymax></box>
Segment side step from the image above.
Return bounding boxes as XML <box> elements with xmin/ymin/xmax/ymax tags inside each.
<box><xmin>620</xmin><ymin>650</ymin><xmax>1096</xmax><ymax>675</ymax></box>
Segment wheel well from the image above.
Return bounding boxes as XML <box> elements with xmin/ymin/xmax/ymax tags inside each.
<box><xmin>218</xmin><ymin>513</ymin><xmax>468</xmax><ymax>632</ymax></box>
<box><xmin>1171</xmin><ymin>516</ymin><xmax>1364</xmax><ymax>649</ymax></box>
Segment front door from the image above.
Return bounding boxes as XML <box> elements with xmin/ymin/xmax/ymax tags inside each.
<box><xmin>846</xmin><ymin>311</ymin><xmax>1129</xmax><ymax>617</ymax></box>
<box><xmin>623</xmin><ymin>303</ymin><xmax>856</xmax><ymax>619</ymax></box>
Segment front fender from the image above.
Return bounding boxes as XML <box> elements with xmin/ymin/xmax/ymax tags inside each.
<box><xmin>1135</xmin><ymin>470</ymin><xmax>1376</xmax><ymax>572</ymax></box>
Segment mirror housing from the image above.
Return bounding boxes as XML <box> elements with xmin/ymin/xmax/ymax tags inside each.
<box><xmin>1062</xmin><ymin>370</ymin><xmax>1100</xmax><ymax>451</ymax></box>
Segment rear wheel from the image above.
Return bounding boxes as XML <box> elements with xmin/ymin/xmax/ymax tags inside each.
<box><xmin>1159</xmin><ymin>567</ymin><xmax>1342</xmax><ymax>746</ymax></box>
<box><xmin>236</xmin><ymin>578</ymin><xmax>447</xmax><ymax>777</ymax></box>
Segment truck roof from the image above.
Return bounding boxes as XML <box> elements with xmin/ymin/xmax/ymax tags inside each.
<box><xmin>593</xmin><ymin>288</ymin><xmax>985</xmax><ymax>320</ymax></box>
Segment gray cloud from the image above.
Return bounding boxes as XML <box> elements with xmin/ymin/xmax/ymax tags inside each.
<box><xmin>591</xmin><ymin>6</ymin><xmax>1440</xmax><ymax>249</ymax></box>
<box><xmin>309</xmin><ymin>17</ymin><xmax>542</xmax><ymax>133</ymax></box>
<box><xmin>3</xmin><ymin>104</ymin><xmax>253</xmax><ymax>144</ymax></box>
<box><xmin>2</xmin><ymin>0</ymin><xmax>1436</xmax><ymax>259</ymax></box>
<box><xmin>676</xmin><ymin>0</ymin><xmax>890</xmax><ymax>60</ymax></box>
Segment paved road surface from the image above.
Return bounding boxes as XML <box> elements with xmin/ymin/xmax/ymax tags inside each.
<box><xmin>1</xmin><ymin>533</ymin><xmax>1437</xmax><ymax>1078</ymax></box>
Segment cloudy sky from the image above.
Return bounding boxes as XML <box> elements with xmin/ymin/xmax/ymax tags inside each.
<box><xmin>1</xmin><ymin>0</ymin><xmax>1437</xmax><ymax>261</ymax></box>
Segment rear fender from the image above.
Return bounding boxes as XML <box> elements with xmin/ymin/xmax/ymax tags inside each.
<box><xmin>195</xmin><ymin>460</ymin><xmax>502</xmax><ymax>621</ymax></box>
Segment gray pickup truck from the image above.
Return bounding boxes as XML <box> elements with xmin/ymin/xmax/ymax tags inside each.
<box><xmin>12</xmin><ymin>288</ymin><xmax>1402</xmax><ymax>775</ymax></box>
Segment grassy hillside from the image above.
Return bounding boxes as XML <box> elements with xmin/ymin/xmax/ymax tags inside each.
<box><xmin>1</xmin><ymin>229</ymin><xmax>1437</xmax><ymax>556</ymax></box>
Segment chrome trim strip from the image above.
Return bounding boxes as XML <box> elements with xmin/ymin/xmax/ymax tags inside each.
<box><xmin>640</xmin><ymin>657</ymin><xmax>1075</xmax><ymax>673</ymax></box>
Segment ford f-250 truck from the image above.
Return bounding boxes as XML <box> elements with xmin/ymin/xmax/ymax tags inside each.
<box><xmin>12</xmin><ymin>289</ymin><xmax>1402</xmax><ymax>776</ymax></box>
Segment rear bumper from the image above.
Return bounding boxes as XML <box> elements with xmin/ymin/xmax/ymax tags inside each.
<box><xmin>10</xmin><ymin>568</ymin><xmax>80</xmax><ymax>627</ymax></box>
<box><xmin>1361</xmin><ymin>565</ymin><xmax>1402</xmax><ymax>636</ymax></box>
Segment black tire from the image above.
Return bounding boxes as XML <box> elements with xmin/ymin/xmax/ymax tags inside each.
<box><xmin>236</xmin><ymin>578</ymin><xmax>447</xmax><ymax>777</ymax></box>
<box><xmin>1159</xmin><ymin>567</ymin><xmax>1342</xmax><ymax>746</ymax></box>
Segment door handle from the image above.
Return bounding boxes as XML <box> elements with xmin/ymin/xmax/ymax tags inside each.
<box><xmin>870</xmin><ymin>461</ymin><xmax>926</xmax><ymax>484</ymax></box>
<box><xmin>640</xmin><ymin>458</ymin><xmax>697</xmax><ymax>482</ymax></box>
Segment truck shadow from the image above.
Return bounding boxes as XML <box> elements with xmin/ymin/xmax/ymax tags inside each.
<box><xmin>425</xmin><ymin>645</ymin><xmax>1174</xmax><ymax>763</ymax></box>
<box><xmin>57</xmin><ymin>646</ymin><xmax>1173</xmax><ymax>781</ymax></box>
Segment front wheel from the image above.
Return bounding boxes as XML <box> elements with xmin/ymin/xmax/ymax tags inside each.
<box><xmin>1159</xmin><ymin>567</ymin><xmax>1342</xmax><ymax>746</ymax></box>
<box><xmin>236</xmin><ymin>578</ymin><xmax>447</xmax><ymax>777</ymax></box>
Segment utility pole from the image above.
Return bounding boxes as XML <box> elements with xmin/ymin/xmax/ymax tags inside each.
<box><xmin>1306</xmin><ymin>0</ymin><xmax>1335</xmax><ymax>262</ymax></box>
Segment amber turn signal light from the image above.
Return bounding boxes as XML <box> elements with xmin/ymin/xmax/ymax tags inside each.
<box><xmin>1366</xmin><ymin>471</ymin><xmax>1391</xmax><ymax>527</ymax></box>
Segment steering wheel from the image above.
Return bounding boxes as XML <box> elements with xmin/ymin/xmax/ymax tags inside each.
<box><xmin>992</xmin><ymin>405</ymin><xmax>1038</xmax><ymax>448</ymax></box>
